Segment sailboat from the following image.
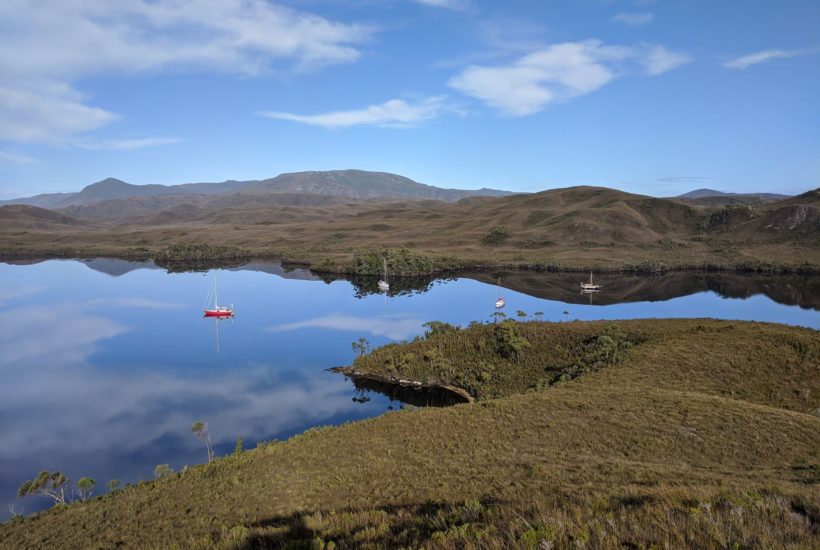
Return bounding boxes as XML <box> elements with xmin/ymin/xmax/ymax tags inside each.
<box><xmin>495</xmin><ymin>277</ymin><xmax>505</xmax><ymax>308</ymax></box>
<box><xmin>580</xmin><ymin>271</ymin><xmax>601</xmax><ymax>292</ymax></box>
<box><xmin>203</xmin><ymin>274</ymin><xmax>235</xmax><ymax>317</ymax></box>
<box><xmin>377</xmin><ymin>257</ymin><xmax>390</xmax><ymax>292</ymax></box>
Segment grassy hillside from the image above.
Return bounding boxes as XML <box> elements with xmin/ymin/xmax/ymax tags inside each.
<box><xmin>2</xmin><ymin>319</ymin><xmax>817</xmax><ymax>549</ymax></box>
<box><xmin>1</xmin><ymin>186</ymin><xmax>818</xmax><ymax>271</ymax></box>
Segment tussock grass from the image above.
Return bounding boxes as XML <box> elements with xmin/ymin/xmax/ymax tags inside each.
<box><xmin>1</xmin><ymin>319</ymin><xmax>818</xmax><ymax>549</ymax></box>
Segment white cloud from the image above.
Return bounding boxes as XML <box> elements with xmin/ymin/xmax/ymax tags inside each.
<box><xmin>641</xmin><ymin>44</ymin><xmax>691</xmax><ymax>75</ymax></box>
<box><xmin>723</xmin><ymin>49</ymin><xmax>811</xmax><ymax>70</ymax></box>
<box><xmin>267</xmin><ymin>313</ymin><xmax>424</xmax><ymax>340</ymax></box>
<box><xmin>0</xmin><ymin>0</ymin><xmax>374</xmax><ymax>144</ymax></box>
<box><xmin>612</xmin><ymin>12</ymin><xmax>654</xmax><ymax>26</ymax></box>
<box><xmin>415</xmin><ymin>0</ymin><xmax>471</xmax><ymax>10</ymax></box>
<box><xmin>259</xmin><ymin>97</ymin><xmax>448</xmax><ymax>129</ymax></box>
<box><xmin>76</xmin><ymin>137</ymin><xmax>183</xmax><ymax>151</ymax></box>
<box><xmin>0</xmin><ymin>85</ymin><xmax>118</xmax><ymax>144</ymax></box>
<box><xmin>448</xmin><ymin>40</ymin><xmax>690</xmax><ymax>116</ymax></box>
<box><xmin>0</xmin><ymin>149</ymin><xmax>37</xmax><ymax>166</ymax></box>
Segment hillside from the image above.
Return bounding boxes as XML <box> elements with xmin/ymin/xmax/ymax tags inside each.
<box><xmin>0</xmin><ymin>204</ymin><xmax>89</xmax><ymax>230</ymax></box>
<box><xmin>675</xmin><ymin>188</ymin><xmax>791</xmax><ymax>206</ymax></box>
<box><xmin>0</xmin><ymin>170</ymin><xmax>512</xmax><ymax>209</ymax></box>
<box><xmin>1</xmin><ymin>319</ymin><xmax>817</xmax><ymax>548</ymax></box>
<box><xmin>0</xmin><ymin>185</ymin><xmax>817</xmax><ymax>271</ymax></box>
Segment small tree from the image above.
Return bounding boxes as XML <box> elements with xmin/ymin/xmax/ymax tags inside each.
<box><xmin>154</xmin><ymin>464</ymin><xmax>174</xmax><ymax>479</ymax></box>
<box><xmin>491</xmin><ymin>311</ymin><xmax>507</xmax><ymax>324</ymax></box>
<box><xmin>595</xmin><ymin>335</ymin><xmax>619</xmax><ymax>364</ymax></box>
<box><xmin>533</xmin><ymin>311</ymin><xmax>544</xmax><ymax>322</ymax></box>
<box><xmin>234</xmin><ymin>435</ymin><xmax>244</xmax><ymax>455</ymax></box>
<box><xmin>106</xmin><ymin>479</ymin><xmax>121</xmax><ymax>492</ymax></box>
<box><xmin>422</xmin><ymin>321</ymin><xmax>458</xmax><ymax>337</ymax></box>
<box><xmin>494</xmin><ymin>321</ymin><xmax>532</xmax><ymax>364</ymax></box>
<box><xmin>192</xmin><ymin>421</ymin><xmax>215</xmax><ymax>463</ymax></box>
<box><xmin>516</xmin><ymin>310</ymin><xmax>528</xmax><ymax>322</ymax></box>
<box><xmin>17</xmin><ymin>471</ymin><xmax>70</xmax><ymax>505</ymax></box>
<box><xmin>75</xmin><ymin>477</ymin><xmax>95</xmax><ymax>501</ymax></box>
<box><xmin>351</xmin><ymin>337</ymin><xmax>371</xmax><ymax>356</ymax></box>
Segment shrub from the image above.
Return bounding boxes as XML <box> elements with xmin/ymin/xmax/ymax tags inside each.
<box><xmin>481</xmin><ymin>227</ymin><xmax>511</xmax><ymax>245</ymax></box>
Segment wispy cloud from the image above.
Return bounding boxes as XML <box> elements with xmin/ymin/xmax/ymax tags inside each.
<box><xmin>641</xmin><ymin>45</ymin><xmax>691</xmax><ymax>75</ymax></box>
<box><xmin>266</xmin><ymin>313</ymin><xmax>424</xmax><ymax>340</ymax></box>
<box><xmin>0</xmin><ymin>149</ymin><xmax>37</xmax><ymax>166</ymax></box>
<box><xmin>415</xmin><ymin>0</ymin><xmax>471</xmax><ymax>10</ymax></box>
<box><xmin>0</xmin><ymin>285</ymin><xmax>44</xmax><ymax>306</ymax></box>
<box><xmin>75</xmin><ymin>137</ymin><xmax>183</xmax><ymax>151</ymax></box>
<box><xmin>0</xmin><ymin>85</ymin><xmax>119</xmax><ymax>144</ymax></box>
<box><xmin>259</xmin><ymin>97</ymin><xmax>448</xmax><ymax>129</ymax></box>
<box><xmin>448</xmin><ymin>40</ymin><xmax>691</xmax><ymax>116</ymax></box>
<box><xmin>0</xmin><ymin>304</ymin><xmax>128</xmax><ymax>367</ymax></box>
<box><xmin>84</xmin><ymin>298</ymin><xmax>187</xmax><ymax>310</ymax></box>
<box><xmin>612</xmin><ymin>12</ymin><xmax>654</xmax><ymax>27</ymax></box>
<box><xmin>723</xmin><ymin>48</ymin><xmax>815</xmax><ymax>70</ymax></box>
<box><xmin>0</xmin><ymin>1</ymin><xmax>374</xmax><ymax>144</ymax></box>
<box><xmin>657</xmin><ymin>176</ymin><xmax>714</xmax><ymax>183</ymax></box>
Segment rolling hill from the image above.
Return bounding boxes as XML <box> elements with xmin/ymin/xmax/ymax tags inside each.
<box><xmin>0</xmin><ymin>204</ymin><xmax>90</xmax><ymax>230</ymax></box>
<box><xmin>675</xmin><ymin>188</ymin><xmax>791</xmax><ymax>206</ymax></box>
<box><xmin>0</xmin><ymin>183</ymin><xmax>817</xmax><ymax>271</ymax></box>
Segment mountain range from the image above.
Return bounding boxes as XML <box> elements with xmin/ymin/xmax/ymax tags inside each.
<box><xmin>0</xmin><ymin>170</ymin><xmax>513</xmax><ymax>210</ymax></box>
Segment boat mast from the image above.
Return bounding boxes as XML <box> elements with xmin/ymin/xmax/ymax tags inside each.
<box><xmin>214</xmin><ymin>273</ymin><xmax>219</xmax><ymax>309</ymax></box>
<box><xmin>383</xmin><ymin>257</ymin><xmax>388</xmax><ymax>284</ymax></box>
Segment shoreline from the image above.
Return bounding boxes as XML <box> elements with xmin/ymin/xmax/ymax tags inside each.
<box><xmin>330</xmin><ymin>366</ymin><xmax>475</xmax><ymax>406</ymax></box>
<box><xmin>1</xmin><ymin>248</ymin><xmax>818</xmax><ymax>275</ymax></box>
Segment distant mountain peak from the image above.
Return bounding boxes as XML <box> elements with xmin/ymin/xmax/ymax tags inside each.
<box><xmin>83</xmin><ymin>177</ymin><xmax>131</xmax><ymax>190</ymax></box>
<box><xmin>677</xmin><ymin>188</ymin><xmax>728</xmax><ymax>199</ymax></box>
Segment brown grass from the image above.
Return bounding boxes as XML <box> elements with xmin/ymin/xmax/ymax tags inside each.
<box><xmin>1</xmin><ymin>186</ymin><xmax>818</xmax><ymax>272</ymax></box>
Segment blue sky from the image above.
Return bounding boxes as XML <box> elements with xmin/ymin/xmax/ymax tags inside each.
<box><xmin>0</xmin><ymin>0</ymin><xmax>818</xmax><ymax>198</ymax></box>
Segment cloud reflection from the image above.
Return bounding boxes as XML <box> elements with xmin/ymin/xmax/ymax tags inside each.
<box><xmin>266</xmin><ymin>313</ymin><xmax>425</xmax><ymax>340</ymax></box>
<box><xmin>0</xmin><ymin>284</ymin><xmax>44</xmax><ymax>305</ymax></box>
<box><xmin>84</xmin><ymin>297</ymin><xmax>186</xmax><ymax>310</ymax></box>
<box><xmin>0</xmin><ymin>304</ymin><xmax>128</xmax><ymax>366</ymax></box>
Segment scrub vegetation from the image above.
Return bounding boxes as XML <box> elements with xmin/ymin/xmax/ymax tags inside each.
<box><xmin>2</xmin><ymin>319</ymin><xmax>818</xmax><ymax>549</ymax></box>
<box><xmin>2</xmin><ymin>186</ymin><xmax>818</xmax><ymax>273</ymax></box>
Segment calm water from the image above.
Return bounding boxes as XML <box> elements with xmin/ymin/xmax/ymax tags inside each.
<box><xmin>1</xmin><ymin>259</ymin><xmax>818</xmax><ymax>518</ymax></box>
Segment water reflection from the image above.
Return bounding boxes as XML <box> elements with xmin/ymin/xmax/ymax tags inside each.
<box><xmin>267</xmin><ymin>313</ymin><xmax>424</xmax><ymax>340</ymax></box>
<box><xmin>30</xmin><ymin>257</ymin><xmax>818</xmax><ymax>310</ymax></box>
<box><xmin>0</xmin><ymin>258</ymin><xmax>817</xmax><ymax>520</ymax></box>
<box><xmin>464</xmin><ymin>270</ymin><xmax>820</xmax><ymax>310</ymax></box>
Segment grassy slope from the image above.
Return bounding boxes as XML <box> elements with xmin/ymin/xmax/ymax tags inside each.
<box><xmin>1</xmin><ymin>319</ymin><xmax>818</xmax><ymax>549</ymax></box>
<box><xmin>1</xmin><ymin>187</ymin><xmax>818</xmax><ymax>271</ymax></box>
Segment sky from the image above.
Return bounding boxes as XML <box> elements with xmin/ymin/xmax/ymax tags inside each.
<box><xmin>0</xmin><ymin>0</ymin><xmax>818</xmax><ymax>198</ymax></box>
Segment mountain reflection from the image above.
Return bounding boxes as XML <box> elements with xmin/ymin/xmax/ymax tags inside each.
<box><xmin>6</xmin><ymin>258</ymin><xmax>817</xmax><ymax>310</ymax></box>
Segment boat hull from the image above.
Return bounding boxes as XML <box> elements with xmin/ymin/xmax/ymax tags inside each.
<box><xmin>204</xmin><ymin>310</ymin><xmax>234</xmax><ymax>318</ymax></box>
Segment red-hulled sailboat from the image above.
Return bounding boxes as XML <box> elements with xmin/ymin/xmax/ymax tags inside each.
<box><xmin>203</xmin><ymin>274</ymin><xmax>234</xmax><ymax>318</ymax></box>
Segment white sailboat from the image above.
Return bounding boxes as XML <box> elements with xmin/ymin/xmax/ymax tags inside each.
<box><xmin>495</xmin><ymin>277</ymin><xmax>505</xmax><ymax>308</ymax></box>
<box><xmin>377</xmin><ymin>257</ymin><xmax>390</xmax><ymax>292</ymax></box>
<box><xmin>580</xmin><ymin>271</ymin><xmax>601</xmax><ymax>292</ymax></box>
<box><xmin>204</xmin><ymin>274</ymin><xmax>234</xmax><ymax>317</ymax></box>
